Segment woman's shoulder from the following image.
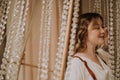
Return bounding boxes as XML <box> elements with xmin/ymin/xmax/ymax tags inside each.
<box><xmin>64</xmin><ymin>57</ymin><xmax>85</xmax><ymax>80</ymax></box>
<box><xmin>69</xmin><ymin>55</ymin><xmax>85</xmax><ymax>68</ymax></box>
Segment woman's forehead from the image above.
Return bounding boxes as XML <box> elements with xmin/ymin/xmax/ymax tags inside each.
<box><xmin>88</xmin><ymin>18</ymin><xmax>103</xmax><ymax>29</ymax></box>
<box><xmin>91</xmin><ymin>18</ymin><xmax>103</xmax><ymax>25</ymax></box>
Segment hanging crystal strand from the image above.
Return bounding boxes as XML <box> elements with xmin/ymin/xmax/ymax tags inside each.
<box><xmin>108</xmin><ymin>0</ymin><xmax>116</xmax><ymax>78</ymax></box>
<box><xmin>0</xmin><ymin>1</ymin><xmax>11</xmax><ymax>80</ymax></box>
<box><xmin>40</xmin><ymin>0</ymin><xmax>48</xmax><ymax>79</ymax></box>
<box><xmin>99</xmin><ymin>0</ymin><xmax>102</xmax><ymax>14</ymax></box>
<box><xmin>8</xmin><ymin>0</ymin><xmax>29</xmax><ymax>79</ymax></box>
<box><xmin>40</xmin><ymin>0</ymin><xmax>48</xmax><ymax>80</ymax></box>
<box><xmin>37</xmin><ymin>0</ymin><xmax>46</xmax><ymax>80</ymax></box>
<box><xmin>65</xmin><ymin>0</ymin><xmax>80</xmax><ymax>80</ymax></box>
<box><xmin>0</xmin><ymin>0</ymin><xmax>29</xmax><ymax>80</ymax></box>
<box><xmin>40</xmin><ymin>0</ymin><xmax>53</xmax><ymax>80</ymax></box>
<box><xmin>0</xmin><ymin>0</ymin><xmax>19</xmax><ymax>79</ymax></box>
<box><xmin>45</xmin><ymin>0</ymin><xmax>52</xmax><ymax>78</ymax></box>
<box><xmin>116</xmin><ymin>0</ymin><xmax>120</xmax><ymax>79</ymax></box>
<box><xmin>57</xmin><ymin>0</ymin><xmax>63</xmax><ymax>30</ymax></box>
<box><xmin>106</xmin><ymin>0</ymin><xmax>110</xmax><ymax>29</ymax></box>
<box><xmin>94</xmin><ymin>0</ymin><xmax>101</xmax><ymax>14</ymax></box>
<box><xmin>106</xmin><ymin>0</ymin><xmax>110</xmax><ymax>34</ymax></box>
<box><xmin>88</xmin><ymin>0</ymin><xmax>92</xmax><ymax>12</ymax></box>
<box><xmin>6</xmin><ymin>0</ymin><xmax>29</xmax><ymax>80</ymax></box>
<box><xmin>0</xmin><ymin>0</ymin><xmax>9</xmax><ymax>45</ymax></box>
<box><xmin>6</xmin><ymin>0</ymin><xmax>27</xmax><ymax>80</ymax></box>
<box><xmin>20</xmin><ymin>0</ymin><xmax>29</xmax><ymax>34</ymax></box>
<box><xmin>93</xmin><ymin>0</ymin><xmax>97</xmax><ymax>12</ymax></box>
<box><xmin>93</xmin><ymin>0</ymin><xmax>101</xmax><ymax>14</ymax></box>
<box><xmin>67</xmin><ymin>0</ymin><xmax>80</xmax><ymax>63</ymax></box>
<box><xmin>102</xmin><ymin>0</ymin><xmax>107</xmax><ymax>28</ymax></box>
<box><xmin>52</xmin><ymin>0</ymin><xmax>70</xmax><ymax>80</ymax></box>
<box><xmin>0</xmin><ymin>0</ymin><xmax>5</xmax><ymax>17</ymax></box>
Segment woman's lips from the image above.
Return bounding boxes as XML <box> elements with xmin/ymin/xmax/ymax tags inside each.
<box><xmin>99</xmin><ymin>33</ymin><xmax>106</xmax><ymax>38</ymax></box>
<box><xmin>99</xmin><ymin>35</ymin><xmax>105</xmax><ymax>38</ymax></box>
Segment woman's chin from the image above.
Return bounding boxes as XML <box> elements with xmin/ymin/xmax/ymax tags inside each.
<box><xmin>98</xmin><ymin>40</ymin><xmax>105</xmax><ymax>46</ymax></box>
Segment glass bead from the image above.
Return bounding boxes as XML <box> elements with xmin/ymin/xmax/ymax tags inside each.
<box><xmin>0</xmin><ymin>75</ymin><xmax>4</xmax><ymax>80</ymax></box>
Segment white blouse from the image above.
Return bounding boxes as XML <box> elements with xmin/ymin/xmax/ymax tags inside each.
<box><xmin>64</xmin><ymin>55</ymin><xmax>114</xmax><ymax>80</ymax></box>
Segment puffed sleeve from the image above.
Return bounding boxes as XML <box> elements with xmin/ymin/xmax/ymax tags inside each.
<box><xmin>64</xmin><ymin>58</ymin><xmax>85</xmax><ymax>80</ymax></box>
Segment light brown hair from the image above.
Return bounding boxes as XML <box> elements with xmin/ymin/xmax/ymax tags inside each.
<box><xmin>75</xmin><ymin>13</ymin><xmax>103</xmax><ymax>53</ymax></box>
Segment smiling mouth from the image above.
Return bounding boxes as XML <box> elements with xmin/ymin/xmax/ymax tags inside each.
<box><xmin>99</xmin><ymin>36</ymin><xmax>105</xmax><ymax>38</ymax></box>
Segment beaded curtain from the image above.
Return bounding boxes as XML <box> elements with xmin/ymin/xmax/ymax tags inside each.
<box><xmin>0</xmin><ymin>0</ymin><xmax>29</xmax><ymax>80</ymax></box>
<box><xmin>20</xmin><ymin>0</ymin><xmax>63</xmax><ymax>80</ymax></box>
<box><xmin>0</xmin><ymin>0</ymin><xmax>67</xmax><ymax>80</ymax></box>
<box><xmin>0</xmin><ymin>0</ymin><xmax>120</xmax><ymax>80</ymax></box>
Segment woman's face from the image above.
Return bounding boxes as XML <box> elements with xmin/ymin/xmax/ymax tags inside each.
<box><xmin>87</xmin><ymin>18</ymin><xmax>106</xmax><ymax>47</ymax></box>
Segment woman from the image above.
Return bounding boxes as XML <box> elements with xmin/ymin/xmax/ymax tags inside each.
<box><xmin>64</xmin><ymin>13</ymin><xmax>114</xmax><ymax>80</ymax></box>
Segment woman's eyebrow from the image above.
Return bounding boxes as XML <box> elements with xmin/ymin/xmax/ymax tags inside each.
<box><xmin>93</xmin><ymin>22</ymin><xmax>99</xmax><ymax>25</ymax></box>
<box><xmin>93</xmin><ymin>22</ymin><xmax>103</xmax><ymax>26</ymax></box>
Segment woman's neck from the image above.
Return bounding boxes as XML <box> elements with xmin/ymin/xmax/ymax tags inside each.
<box><xmin>83</xmin><ymin>42</ymin><xmax>97</xmax><ymax>58</ymax></box>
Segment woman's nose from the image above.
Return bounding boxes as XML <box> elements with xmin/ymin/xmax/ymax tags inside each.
<box><xmin>100</xmin><ymin>27</ymin><xmax>108</xmax><ymax>37</ymax></box>
<box><xmin>100</xmin><ymin>27</ymin><xmax>105</xmax><ymax>33</ymax></box>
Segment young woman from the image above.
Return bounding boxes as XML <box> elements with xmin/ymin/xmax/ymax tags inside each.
<box><xmin>64</xmin><ymin>13</ymin><xmax>114</xmax><ymax>80</ymax></box>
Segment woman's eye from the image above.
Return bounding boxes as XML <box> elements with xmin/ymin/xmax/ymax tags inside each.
<box><xmin>102</xmin><ymin>26</ymin><xmax>105</xmax><ymax>28</ymax></box>
<box><xmin>94</xmin><ymin>26</ymin><xmax>100</xmax><ymax>29</ymax></box>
